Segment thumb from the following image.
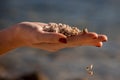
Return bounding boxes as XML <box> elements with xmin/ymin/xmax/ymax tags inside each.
<box><xmin>39</xmin><ymin>32</ymin><xmax>67</xmax><ymax>43</ymax></box>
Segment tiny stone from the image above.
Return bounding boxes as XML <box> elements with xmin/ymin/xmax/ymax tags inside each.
<box><xmin>88</xmin><ymin>71</ymin><xmax>94</xmax><ymax>76</ymax></box>
<box><xmin>90</xmin><ymin>64</ymin><xmax>93</xmax><ymax>70</ymax></box>
<box><xmin>82</xmin><ymin>28</ymin><xmax>88</xmax><ymax>33</ymax></box>
<box><xmin>86</xmin><ymin>64</ymin><xmax>93</xmax><ymax>71</ymax></box>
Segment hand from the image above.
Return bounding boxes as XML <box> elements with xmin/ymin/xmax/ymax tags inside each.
<box><xmin>14</xmin><ymin>22</ymin><xmax>67</xmax><ymax>46</ymax></box>
<box><xmin>17</xmin><ymin>22</ymin><xmax>106</xmax><ymax>52</ymax></box>
<box><xmin>0</xmin><ymin>21</ymin><xmax>108</xmax><ymax>54</ymax></box>
<box><xmin>33</xmin><ymin>31</ymin><xmax>107</xmax><ymax>52</ymax></box>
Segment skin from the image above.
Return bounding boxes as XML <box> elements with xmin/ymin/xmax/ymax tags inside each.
<box><xmin>0</xmin><ymin>22</ymin><xmax>108</xmax><ymax>55</ymax></box>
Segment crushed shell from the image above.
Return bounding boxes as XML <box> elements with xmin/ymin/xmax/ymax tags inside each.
<box><xmin>43</xmin><ymin>22</ymin><xmax>88</xmax><ymax>37</ymax></box>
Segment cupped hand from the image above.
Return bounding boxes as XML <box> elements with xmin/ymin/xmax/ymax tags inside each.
<box><xmin>33</xmin><ymin>32</ymin><xmax>107</xmax><ymax>52</ymax></box>
<box><xmin>15</xmin><ymin>22</ymin><xmax>67</xmax><ymax>47</ymax></box>
<box><xmin>16</xmin><ymin>22</ymin><xmax>107</xmax><ymax>52</ymax></box>
<box><xmin>0</xmin><ymin>21</ymin><xmax>108</xmax><ymax>54</ymax></box>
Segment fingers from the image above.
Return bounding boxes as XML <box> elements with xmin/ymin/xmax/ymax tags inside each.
<box><xmin>97</xmin><ymin>34</ymin><xmax>108</xmax><ymax>42</ymax></box>
<box><xmin>95</xmin><ymin>42</ymin><xmax>103</xmax><ymax>47</ymax></box>
<box><xmin>37</xmin><ymin>32</ymin><xmax>67</xmax><ymax>43</ymax></box>
<box><xmin>67</xmin><ymin>32</ymin><xmax>98</xmax><ymax>44</ymax></box>
<box><xmin>31</xmin><ymin>33</ymin><xmax>108</xmax><ymax>52</ymax></box>
<box><xmin>74</xmin><ymin>32</ymin><xmax>97</xmax><ymax>40</ymax></box>
<box><xmin>66</xmin><ymin>32</ymin><xmax>108</xmax><ymax>47</ymax></box>
<box><xmin>90</xmin><ymin>34</ymin><xmax>108</xmax><ymax>47</ymax></box>
<box><xmin>82</xmin><ymin>32</ymin><xmax>98</xmax><ymax>39</ymax></box>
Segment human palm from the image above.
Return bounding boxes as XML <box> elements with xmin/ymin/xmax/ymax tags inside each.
<box><xmin>16</xmin><ymin>22</ymin><xmax>107</xmax><ymax>52</ymax></box>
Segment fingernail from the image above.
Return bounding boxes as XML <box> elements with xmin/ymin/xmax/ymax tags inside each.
<box><xmin>96</xmin><ymin>45</ymin><xmax>101</xmax><ymax>47</ymax></box>
<box><xmin>93</xmin><ymin>36</ymin><xmax>98</xmax><ymax>39</ymax></box>
<box><xmin>102</xmin><ymin>40</ymin><xmax>107</xmax><ymax>42</ymax></box>
<box><xmin>93</xmin><ymin>37</ymin><xmax>97</xmax><ymax>39</ymax></box>
<box><xmin>59</xmin><ymin>38</ymin><xmax>67</xmax><ymax>43</ymax></box>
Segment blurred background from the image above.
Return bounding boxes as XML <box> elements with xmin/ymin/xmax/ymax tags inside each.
<box><xmin>0</xmin><ymin>0</ymin><xmax>120</xmax><ymax>80</ymax></box>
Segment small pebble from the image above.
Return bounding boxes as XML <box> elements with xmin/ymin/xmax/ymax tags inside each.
<box><xmin>42</xmin><ymin>23</ymin><xmax>85</xmax><ymax>37</ymax></box>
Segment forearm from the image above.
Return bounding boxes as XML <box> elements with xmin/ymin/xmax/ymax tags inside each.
<box><xmin>0</xmin><ymin>26</ymin><xmax>22</xmax><ymax>55</ymax></box>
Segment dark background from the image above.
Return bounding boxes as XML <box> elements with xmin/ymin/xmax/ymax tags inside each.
<box><xmin>0</xmin><ymin>0</ymin><xmax>120</xmax><ymax>80</ymax></box>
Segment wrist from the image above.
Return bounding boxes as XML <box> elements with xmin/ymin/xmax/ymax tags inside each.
<box><xmin>0</xmin><ymin>25</ymin><xmax>23</xmax><ymax>54</ymax></box>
